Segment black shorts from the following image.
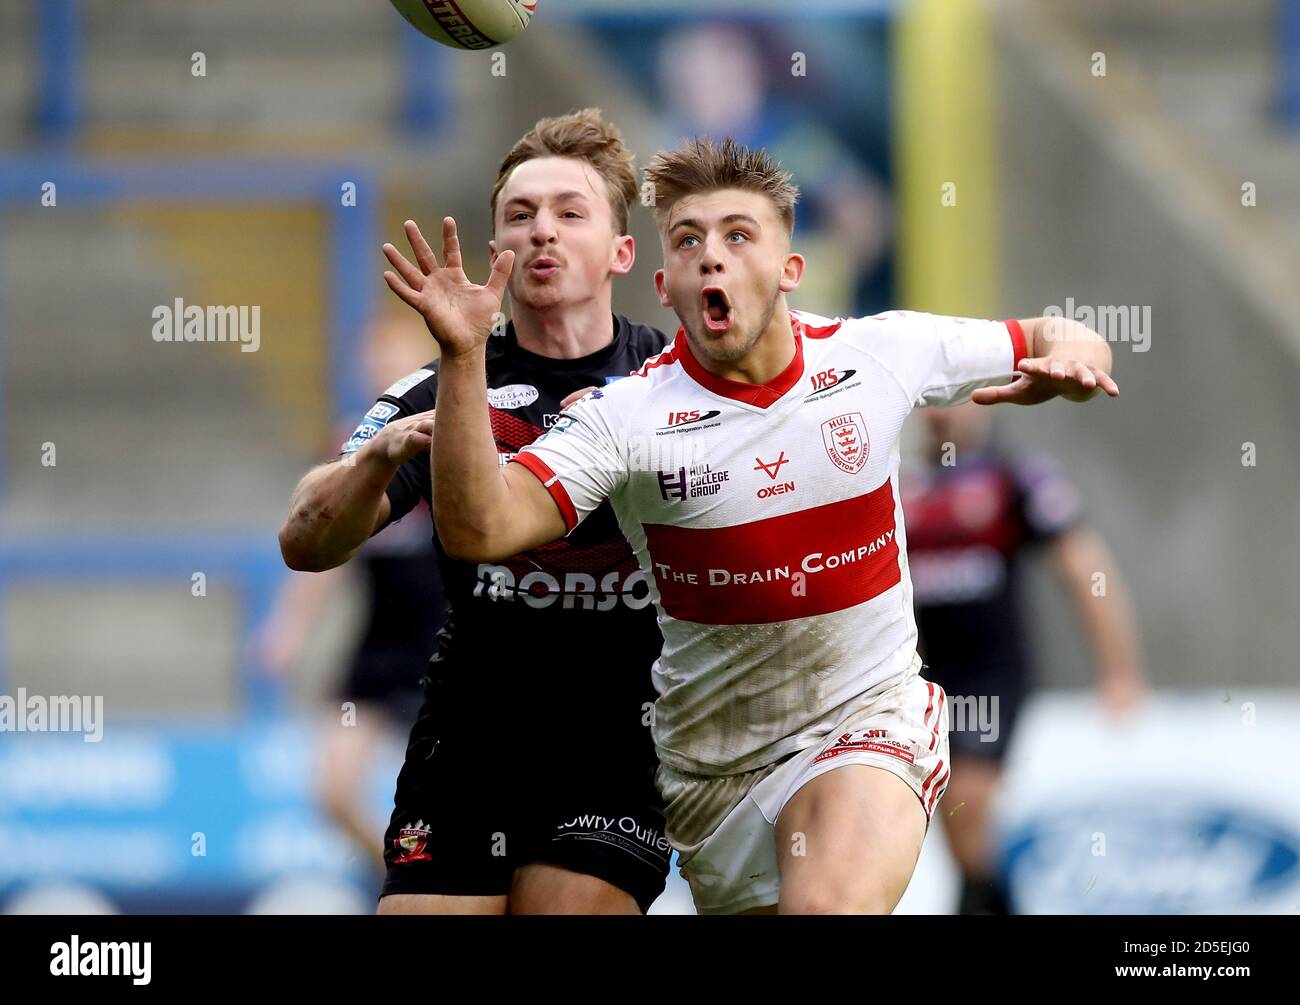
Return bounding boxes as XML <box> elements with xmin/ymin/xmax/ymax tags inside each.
<box><xmin>380</xmin><ymin>672</ymin><xmax>670</xmax><ymax>913</ymax></box>
<box><xmin>922</xmin><ymin>660</ymin><xmax>1024</xmax><ymax>761</ymax></box>
<box><xmin>337</xmin><ymin>648</ymin><xmax>427</xmax><ymax>727</ymax></box>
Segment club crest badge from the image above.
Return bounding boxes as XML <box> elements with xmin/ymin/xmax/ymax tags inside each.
<box><xmin>821</xmin><ymin>412</ymin><xmax>869</xmax><ymax>474</ymax></box>
<box><xmin>393</xmin><ymin>820</ymin><xmax>433</xmax><ymax>864</ymax></box>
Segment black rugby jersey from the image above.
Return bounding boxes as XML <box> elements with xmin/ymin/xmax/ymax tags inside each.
<box><xmin>340</xmin><ymin>314</ymin><xmax>670</xmax><ymax>748</ymax></box>
<box><xmin>901</xmin><ymin>448</ymin><xmax>1082</xmax><ymax>681</ymax></box>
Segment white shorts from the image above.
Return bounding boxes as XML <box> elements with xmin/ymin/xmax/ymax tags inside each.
<box><xmin>656</xmin><ymin>670</ymin><xmax>950</xmax><ymax>915</ymax></box>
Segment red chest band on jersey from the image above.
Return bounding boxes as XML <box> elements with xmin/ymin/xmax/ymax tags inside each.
<box><xmin>643</xmin><ymin>480</ymin><xmax>901</xmax><ymax>625</ymax></box>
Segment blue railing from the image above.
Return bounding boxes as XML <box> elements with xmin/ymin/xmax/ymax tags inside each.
<box><xmin>35</xmin><ymin>0</ymin><xmax>83</xmax><ymax>144</ymax></box>
<box><xmin>1283</xmin><ymin>0</ymin><xmax>1300</xmax><ymax>129</ymax></box>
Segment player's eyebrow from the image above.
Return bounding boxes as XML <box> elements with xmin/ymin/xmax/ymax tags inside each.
<box><xmin>503</xmin><ymin>191</ymin><xmax>592</xmax><ymax>210</ymax></box>
<box><xmin>669</xmin><ymin>213</ymin><xmax>761</xmax><ymax>233</ymax></box>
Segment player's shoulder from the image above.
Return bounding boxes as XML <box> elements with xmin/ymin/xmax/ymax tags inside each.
<box><xmin>339</xmin><ymin>361</ymin><xmax>437</xmax><ymax>456</ymax></box>
<box><xmin>800</xmin><ymin>310</ymin><xmax>974</xmax><ymax>372</ymax></box>
<box><xmin>791</xmin><ymin>307</ymin><xmax>848</xmax><ymax>336</ymax></box>
<box><xmin>569</xmin><ymin>365</ymin><xmax>653</xmax><ymax>414</ymax></box>
<box><xmin>798</xmin><ymin>308</ymin><xmax>934</xmax><ymax>338</ymax></box>
<box><xmin>791</xmin><ymin>307</ymin><xmax>927</xmax><ymax>349</ymax></box>
<box><xmin>377</xmin><ymin>361</ymin><xmax>439</xmax><ymax>410</ymax></box>
<box><xmin>836</xmin><ymin>309</ymin><xmax>1015</xmax><ymax>342</ymax></box>
<box><xmin>615</xmin><ymin>313</ymin><xmax>674</xmax><ymax>360</ymax></box>
<box><xmin>560</xmin><ymin>339</ymin><xmax>684</xmax><ymax>427</ymax></box>
<box><xmin>619</xmin><ymin>333</ymin><xmax>690</xmax><ymax>389</ymax></box>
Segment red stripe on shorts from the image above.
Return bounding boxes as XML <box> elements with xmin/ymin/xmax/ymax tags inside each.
<box><xmin>928</xmin><ymin>684</ymin><xmax>946</xmax><ymax>752</ymax></box>
<box><xmin>926</xmin><ymin>766</ymin><xmax>950</xmax><ymax>816</ymax></box>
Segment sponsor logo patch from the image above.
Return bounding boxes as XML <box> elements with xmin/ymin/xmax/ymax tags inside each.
<box><xmin>754</xmin><ymin>452</ymin><xmax>795</xmax><ymax>499</ymax></box>
<box><xmin>805</xmin><ymin>367</ymin><xmax>859</xmax><ymax>400</ymax></box>
<box><xmin>643</xmin><ymin>480</ymin><xmax>901</xmax><ymax>624</ymax></box>
<box><xmin>381</xmin><ymin>368</ymin><xmax>435</xmax><ymax>398</ymax></box>
<box><xmin>340</xmin><ymin>419</ymin><xmax>385</xmax><ymax>455</ymax></box>
<box><xmin>813</xmin><ymin>729</ymin><xmax>916</xmax><ymax>765</ymax></box>
<box><xmin>365</xmin><ymin>401</ymin><xmax>400</xmax><ymax>423</ymax></box>
<box><xmin>554</xmin><ymin>813</ymin><xmax>672</xmax><ymax>868</ymax></box>
<box><xmin>753</xmin><ymin>452</ymin><xmax>790</xmax><ymax>479</ymax></box>
<box><xmin>487</xmin><ymin>383</ymin><xmax>540</xmax><ymax>409</ymax></box>
<box><xmin>657</xmin><ymin>463</ymin><xmax>729</xmax><ymax>502</ymax></box>
<box><xmin>660</xmin><ymin>409</ymin><xmax>721</xmax><ymax>430</ymax></box>
<box><xmin>539</xmin><ymin>414</ymin><xmax>576</xmax><ymax>439</ymax></box>
<box><xmin>472</xmin><ymin>563</ymin><xmax>654</xmax><ymax>610</ymax></box>
<box><xmin>655</xmin><ymin>409</ymin><xmax>723</xmax><ymax>435</ymax></box>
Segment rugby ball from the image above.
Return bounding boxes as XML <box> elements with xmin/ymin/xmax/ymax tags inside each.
<box><xmin>388</xmin><ymin>0</ymin><xmax>536</xmax><ymax>51</ymax></box>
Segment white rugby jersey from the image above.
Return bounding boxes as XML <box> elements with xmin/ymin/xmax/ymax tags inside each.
<box><xmin>512</xmin><ymin>309</ymin><xmax>1028</xmax><ymax>775</ymax></box>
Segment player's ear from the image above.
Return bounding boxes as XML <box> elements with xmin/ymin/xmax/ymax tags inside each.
<box><xmin>778</xmin><ymin>252</ymin><xmax>805</xmax><ymax>294</ymax></box>
<box><xmin>488</xmin><ymin>239</ymin><xmax>498</xmax><ymax>265</ymax></box>
<box><xmin>610</xmin><ymin>234</ymin><xmax>635</xmax><ymax>277</ymax></box>
<box><xmin>654</xmin><ymin>269</ymin><xmax>673</xmax><ymax>308</ymax></box>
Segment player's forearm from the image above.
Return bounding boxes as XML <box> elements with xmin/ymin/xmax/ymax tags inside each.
<box><xmin>278</xmin><ymin>449</ymin><xmax>397</xmax><ymax>571</ymax></box>
<box><xmin>1025</xmin><ymin>317</ymin><xmax>1113</xmax><ymax>373</ymax></box>
<box><xmin>1080</xmin><ymin>570</ymin><xmax>1142</xmax><ymax>682</ymax></box>
<box><xmin>1055</xmin><ymin>529</ymin><xmax>1144</xmax><ymax>681</ymax></box>
<box><xmin>431</xmin><ymin>349</ymin><xmax>513</xmax><ymax>559</ymax></box>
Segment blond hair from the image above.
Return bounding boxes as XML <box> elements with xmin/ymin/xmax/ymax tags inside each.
<box><xmin>491</xmin><ymin>108</ymin><xmax>638</xmax><ymax>235</ymax></box>
<box><xmin>643</xmin><ymin>136</ymin><xmax>799</xmax><ymax>235</ymax></box>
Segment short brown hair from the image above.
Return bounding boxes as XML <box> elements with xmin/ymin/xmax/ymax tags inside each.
<box><xmin>643</xmin><ymin>136</ymin><xmax>799</xmax><ymax>236</ymax></box>
<box><xmin>490</xmin><ymin>108</ymin><xmax>638</xmax><ymax>236</ymax></box>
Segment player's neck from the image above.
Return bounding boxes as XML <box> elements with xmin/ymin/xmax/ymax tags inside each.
<box><xmin>699</xmin><ymin>302</ymin><xmax>796</xmax><ymax>386</ymax></box>
<box><xmin>511</xmin><ymin>293</ymin><xmax>615</xmax><ymax>361</ymax></box>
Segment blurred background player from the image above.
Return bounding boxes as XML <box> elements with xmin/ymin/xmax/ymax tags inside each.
<box><xmin>258</xmin><ymin>315</ymin><xmax>447</xmax><ymax>875</ymax></box>
<box><xmin>901</xmin><ymin>401</ymin><xmax>1146</xmax><ymax>914</ymax></box>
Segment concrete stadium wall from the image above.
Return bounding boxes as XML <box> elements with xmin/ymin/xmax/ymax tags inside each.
<box><xmin>992</xmin><ymin>1</ymin><xmax>1300</xmax><ymax>689</ymax></box>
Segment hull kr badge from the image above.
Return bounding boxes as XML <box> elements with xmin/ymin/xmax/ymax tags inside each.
<box><xmin>822</xmin><ymin>412</ymin><xmax>869</xmax><ymax>474</ymax></box>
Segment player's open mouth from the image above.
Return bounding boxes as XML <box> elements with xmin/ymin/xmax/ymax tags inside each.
<box><xmin>528</xmin><ymin>257</ymin><xmax>560</xmax><ymax>278</ymax></box>
<box><xmin>701</xmin><ymin>286</ymin><xmax>733</xmax><ymax>332</ymax></box>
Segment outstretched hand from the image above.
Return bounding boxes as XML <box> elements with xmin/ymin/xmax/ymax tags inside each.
<box><xmin>382</xmin><ymin>218</ymin><xmax>515</xmax><ymax>360</ymax></box>
<box><xmin>971</xmin><ymin>357</ymin><xmax>1119</xmax><ymax>406</ymax></box>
